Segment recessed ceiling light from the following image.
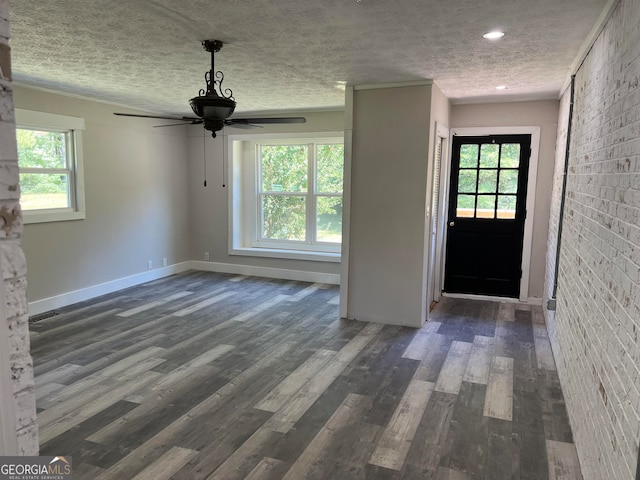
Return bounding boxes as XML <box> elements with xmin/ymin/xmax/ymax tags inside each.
<box><xmin>483</xmin><ymin>31</ymin><xmax>505</xmax><ymax>40</ymax></box>
<box><xmin>496</xmin><ymin>85</ymin><xmax>507</xmax><ymax>90</ymax></box>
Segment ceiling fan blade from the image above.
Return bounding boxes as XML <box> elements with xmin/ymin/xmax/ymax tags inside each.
<box><xmin>153</xmin><ymin>121</ymin><xmax>203</xmax><ymax>128</ymax></box>
<box><xmin>226</xmin><ymin>117</ymin><xmax>306</xmax><ymax>125</ymax></box>
<box><xmin>114</xmin><ymin>113</ymin><xmax>200</xmax><ymax>122</ymax></box>
<box><xmin>225</xmin><ymin>122</ymin><xmax>263</xmax><ymax>129</ymax></box>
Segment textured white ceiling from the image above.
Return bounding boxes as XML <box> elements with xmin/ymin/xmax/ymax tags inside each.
<box><xmin>8</xmin><ymin>0</ymin><xmax>607</xmax><ymax>116</ymax></box>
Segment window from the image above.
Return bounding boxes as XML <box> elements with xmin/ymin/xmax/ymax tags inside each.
<box><xmin>15</xmin><ymin>109</ymin><xmax>85</xmax><ymax>223</ymax></box>
<box><xmin>456</xmin><ymin>142</ymin><xmax>520</xmax><ymax>219</ymax></box>
<box><xmin>230</xmin><ymin>133</ymin><xmax>344</xmax><ymax>262</ymax></box>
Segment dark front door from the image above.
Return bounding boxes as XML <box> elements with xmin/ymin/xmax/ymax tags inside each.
<box><xmin>444</xmin><ymin>134</ymin><xmax>531</xmax><ymax>297</ymax></box>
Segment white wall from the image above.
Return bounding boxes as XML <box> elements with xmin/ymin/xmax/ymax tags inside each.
<box><xmin>451</xmin><ymin>100</ymin><xmax>560</xmax><ymax>299</ymax></box>
<box><xmin>14</xmin><ymin>87</ymin><xmax>191</xmax><ymax>304</ymax></box>
<box><xmin>346</xmin><ymin>85</ymin><xmax>432</xmax><ymax>327</ymax></box>
<box><xmin>544</xmin><ymin>1</ymin><xmax>640</xmax><ymax>477</ymax></box>
<box><xmin>187</xmin><ymin>111</ymin><xmax>344</xmax><ymax>277</ymax></box>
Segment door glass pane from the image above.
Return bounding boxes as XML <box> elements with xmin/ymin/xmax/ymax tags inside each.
<box><xmin>19</xmin><ymin>173</ymin><xmax>70</xmax><ymax>210</ymax></box>
<box><xmin>498</xmin><ymin>195</ymin><xmax>516</xmax><ymax>219</ymax></box>
<box><xmin>456</xmin><ymin>194</ymin><xmax>475</xmax><ymax>218</ymax></box>
<box><xmin>457</xmin><ymin>170</ymin><xmax>477</xmax><ymax>193</ymax></box>
<box><xmin>480</xmin><ymin>144</ymin><xmax>499</xmax><ymax>168</ymax></box>
<box><xmin>316</xmin><ymin>144</ymin><xmax>344</xmax><ymax>193</ymax></box>
<box><xmin>499</xmin><ymin>170</ymin><xmax>519</xmax><ymax>194</ymax></box>
<box><xmin>476</xmin><ymin>195</ymin><xmax>496</xmax><ymax>218</ymax></box>
<box><xmin>316</xmin><ymin>197</ymin><xmax>342</xmax><ymax>243</ymax></box>
<box><xmin>261</xmin><ymin>195</ymin><xmax>306</xmax><ymax>240</ymax></box>
<box><xmin>260</xmin><ymin>145</ymin><xmax>308</xmax><ymax>192</ymax></box>
<box><xmin>459</xmin><ymin>145</ymin><xmax>479</xmax><ymax>168</ymax></box>
<box><xmin>478</xmin><ymin>170</ymin><xmax>498</xmax><ymax>193</ymax></box>
<box><xmin>500</xmin><ymin>144</ymin><xmax>521</xmax><ymax>168</ymax></box>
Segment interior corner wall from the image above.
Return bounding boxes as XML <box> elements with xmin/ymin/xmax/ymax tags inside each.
<box><xmin>544</xmin><ymin>1</ymin><xmax>640</xmax><ymax>478</ymax></box>
<box><xmin>13</xmin><ymin>87</ymin><xmax>191</xmax><ymax>304</ymax></box>
<box><xmin>346</xmin><ymin>85</ymin><xmax>432</xmax><ymax>327</ymax></box>
<box><xmin>451</xmin><ymin>99</ymin><xmax>560</xmax><ymax>299</ymax></box>
<box><xmin>187</xmin><ymin>110</ymin><xmax>343</xmax><ymax>277</ymax></box>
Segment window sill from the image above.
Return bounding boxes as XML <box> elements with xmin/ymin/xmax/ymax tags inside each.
<box><xmin>23</xmin><ymin>210</ymin><xmax>85</xmax><ymax>225</ymax></box>
<box><xmin>230</xmin><ymin>247</ymin><xmax>341</xmax><ymax>263</ymax></box>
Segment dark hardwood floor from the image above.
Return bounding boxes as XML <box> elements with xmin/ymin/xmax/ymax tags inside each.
<box><xmin>30</xmin><ymin>271</ymin><xmax>581</xmax><ymax>479</ymax></box>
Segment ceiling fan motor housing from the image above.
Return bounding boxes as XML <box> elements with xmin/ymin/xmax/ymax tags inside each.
<box><xmin>189</xmin><ymin>94</ymin><xmax>236</xmax><ymax>136</ymax></box>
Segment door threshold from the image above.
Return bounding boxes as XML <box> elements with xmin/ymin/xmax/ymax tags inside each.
<box><xmin>442</xmin><ymin>292</ymin><xmax>528</xmax><ymax>304</ymax></box>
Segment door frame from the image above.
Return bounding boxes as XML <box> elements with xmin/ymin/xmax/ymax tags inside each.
<box><xmin>442</xmin><ymin>126</ymin><xmax>540</xmax><ymax>302</ymax></box>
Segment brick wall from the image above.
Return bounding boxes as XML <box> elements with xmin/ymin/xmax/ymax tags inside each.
<box><xmin>544</xmin><ymin>0</ymin><xmax>640</xmax><ymax>478</ymax></box>
<box><xmin>0</xmin><ymin>0</ymin><xmax>38</xmax><ymax>455</ymax></box>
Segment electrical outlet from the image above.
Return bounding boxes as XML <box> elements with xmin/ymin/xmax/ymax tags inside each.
<box><xmin>148</xmin><ymin>260</ymin><xmax>153</xmax><ymax>270</ymax></box>
<box><xmin>162</xmin><ymin>257</ymin><xmax>168</xmax><ymax>267</ymax></box>
<box><xmin>204</xmin><ymin>252</ymin><xmax>210</xmax><ymax>261</ymax></box>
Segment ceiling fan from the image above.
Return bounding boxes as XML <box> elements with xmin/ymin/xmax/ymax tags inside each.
<box><xmin>114</xmin><ymin>40</ymin><xmax>306</xmax><ymax>137</ymax></box>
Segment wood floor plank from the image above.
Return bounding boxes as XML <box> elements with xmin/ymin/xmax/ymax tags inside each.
<box><xmin>533</xmin><ymin>322</ymin><xmax>556</xmax><ymax>371</ymax></box>
<box><xmin>285</xmin><ymin>283</ymin><xmax>323</xmax><ymax>302</ymax></box>
<box><xmin>39</xmin><ymin>370</ymin><xmax>162</xmax><ymax>444</ymax></box>
<box><xmin>117</xmin><ymin>291</ymin><xmax>194</xmax><ymax>317</ymax></box>
<box><xmin>254</xmin><ymin>349</ymin><xmax>337</xmax><ymax>412</ymax></box>
<box><xmin>434</xmin><ymin>341</ymin><xmax>472</xmax><ymax>395</ymax></box>
<box><xmin>243</xmin><ymin>457</ymin><xmax>289</xmax><ymax>480</ymax></box>
<box><xmin>497</xmin><ymin>302</ymin><xmax>516</xmax><ymax>322</ymax></box>
<box><xmin>463</xmin><ymin>335</ymin><xmax>493</xmax><ymax>385</ymax></box>
<box><xmin>483</xmin><ymin>356</ymin><xmax>514</xmax><ymax>421</ymax></box>
<box><xmin>124</xmin><ymin>344</ymin><xmax>234</xmax><ymax>403</ymax></box>
<box><xmin>93</xmin><ymin>342</ymin><xmax>297</xmax><ymax>480</ymax></box>
<box><xmin>35</xmin><ymin>363</ymin><xmax>82</xmax><ymax>387</ymax></box>
<box><xmin>328</xmin><ymin>294</ymin><xmax>340</xmax><ymax>305</ymax></box>
<box><xmin>435</xmin><ymin>466</ymin><xmax>472</xmax><ymax>479</ymax></box>
<box><xmin>130</xmin><ymin>446</ymin><xmax>199</xmax><ymax>480</ymax></box>
<box><xmin>282</xmin><ymin>393</ymin><xmax>371</xmax><ymax>480</ymax></box>
<box><xmin>172</xmin><ymin>291</ymin><xmax>237</xmax><ymax>317</ymax></box>
<box><xmin>229</xmin><ymin>294</ymin><xmax>290</xmax><ymax>322</ymax></box>
<box><xmin>369</xmin><ymin>378</ymin><xmax>435</xmax><ymax>470</ymax></box>
<box><xmin>264</xmin><ymin>323</ymin><xmax>383</xmax><ymax>433</ymax></box>
<box><xmin>546</xmin><ymin>440</ymin><xmax>581</xmax><ymax>480</ymax></box>
<box><xmin>38</xmin><ymin>346</ymin><xmax>167</xmax><ymax>409</ymax></box>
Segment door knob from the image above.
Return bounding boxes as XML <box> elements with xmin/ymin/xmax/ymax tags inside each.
<box><xmin>449</xmin><ymin>221</ymin><xmax>455</xmax><ymax>227</ymax></box>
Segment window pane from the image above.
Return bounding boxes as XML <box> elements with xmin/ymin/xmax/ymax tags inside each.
<box><xmin>500</xmin><ymin>144</ymin><xmax>520</xmax><ymax>168</ymax></box>
<box><xmin>498</xmin><ymin>170</ymin><xmax>519</xmax><ymax>194</ymax></box>
<box><xmin>480</xmin><ymin>144</ymin><xmax>499</xmax><ymax>168</ymax></box>
<box><xmin>16</xmin><ymin>129</ymin><xmax>67</xmax><ymax>169</ymax></box>
<box><xmin>261</xmin><ymin>195</ymin><xmax>306</xmax><ymax>241</ymax></box>
<box><xmin>477</xmin><ymin>195</ymin><xmax>496</xmax><ymax>218</ymax></box>
<box><xmin>260</xmin><ymin>145</ymin><xmax>308</xmax><ymax>192</ymax></box>
<box><xmin>458</xmin><ymin>170</ymin><xmax>477</xmax><ymax>193</ymax></box>
<box><xmin>498</xmin><ymin>195</ymin><xmax>516</xmax><ymax>219</ymax></box>
<box><xmin>316</xmin><ymin>197</ymin><xmax>342</xmax><ymax>243</ymax></box>
<box><xmin>316</xmin><ymin>144</ymin><xmax>344</xmax><ymax>193</ymax></box>
<box><xmin>456</xmin><ymin>194</ymin><xmax>475</xmax><ymax>218</ymax></box>
<box><xmin>20</xmin><ymin>173</ymin><xmax>70</xmax><ymax>210</ymax></box>
<box><xmin>459</xmin><ymin>145</ymin><xmax>478</xmax><ymax>168</ymax></box>
<box><xmin>478</xmin><ymin>170</ymin><xmax>498</xmax><ymax>193</ymax></box>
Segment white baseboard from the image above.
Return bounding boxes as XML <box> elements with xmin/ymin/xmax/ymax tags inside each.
<box><xmin>191</xmin><ymin>261</ymin><xmax>341</xmax><ymax>285</ymax></box>
<box><xmin>28</xmin><ymin>260</ymin><xmax>340</xmax><ymax>316</ymax></box>
<box><xmin>28</xmin><ymin>262</ymin><xmax>192</xmax><ymax>316</ymax></box>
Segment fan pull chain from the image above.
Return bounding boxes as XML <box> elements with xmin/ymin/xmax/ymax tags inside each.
<box><xmin>222</xmin><ymin>131</ymin><xmax>227</xmax><ymax>188</ymax></box>
<box><xmin>203</xmin><ymin>133</ymin><xmax>207</xmax><ymax>187</ymax></box>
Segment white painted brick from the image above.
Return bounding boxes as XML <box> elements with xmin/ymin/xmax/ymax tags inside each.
<box><xmin>0</xmin><ymin>3</ymin><xmax>37</xmax><ymax>455</ymax></box>
<box><xmin>544</xmin><ymin>2</ymin><xmax>640</xmax><ymax>479</ymax></box>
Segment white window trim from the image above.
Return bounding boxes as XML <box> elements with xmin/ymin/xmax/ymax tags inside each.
<box><xmin>228</xmin><ymin>131</ymin><xmax>344</xmax><ymax>263</ymax></box>
<box><xmin>15</xmin><ymin>109</ymin><xmax>86</xmax><ymax>224</ymax></box>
